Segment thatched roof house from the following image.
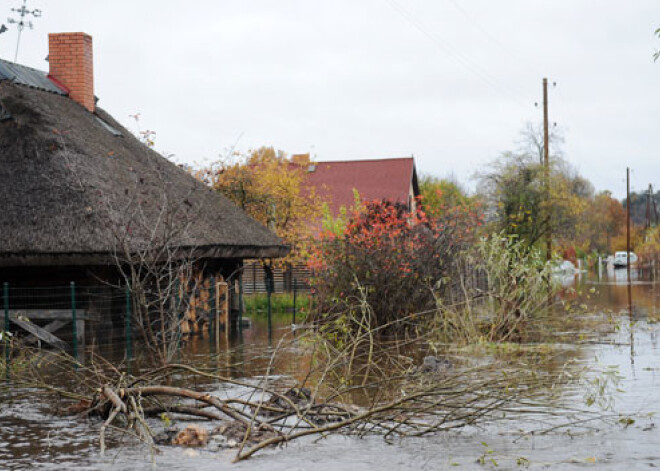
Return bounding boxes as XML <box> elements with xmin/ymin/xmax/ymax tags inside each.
<box><xmin>0</xmin><ymin>32</ymin><xmax>287</xmax><ymax>285</ymax></box>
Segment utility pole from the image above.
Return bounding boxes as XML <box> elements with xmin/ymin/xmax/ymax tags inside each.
<box><xmin>626</xmin><ymin>168</ymin><xmax>633</xmax><ymax>344</ymax></box>
<box><xmin>543</xmin><ymin>78</ymin><xmax>551</xmax><ymax>263</ymax></box>
<box><xmin>654</xmin><ymin>185</ymin><xmax>659</xmax><ymax>226</ymax></box>
<box><xmin>645</xmin><ymin>184</ymin><xmax>652</xmax><ymax>230</ymax></box>
<box><xmin>627</xmin><ymin>168</ymin><xmax>631</xmax><ymax>286</ymax></box>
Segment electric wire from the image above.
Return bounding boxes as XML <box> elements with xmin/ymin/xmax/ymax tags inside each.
<box><xmin>444</xmin><ymin>0</ymin><xmax>543</xmax><ymax>78</ymax></box>
<box><xmin>383</xmin><ymin>0</ymin><xmax>531</xmax><ymax>109</ymax></box>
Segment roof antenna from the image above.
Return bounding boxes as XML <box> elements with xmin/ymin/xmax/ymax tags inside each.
<box><xmin>6</xmin><ymin>0</ymin><xmax>42</xmax><ymax>62</ymax></box>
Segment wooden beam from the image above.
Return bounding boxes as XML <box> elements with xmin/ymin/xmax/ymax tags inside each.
<box><xmin>8</xmin><ymin>310</ymin><xmax>89</xmax><ymax>321</ymax></box>
<box><xmin>9</xmin><ymin>317</ymin><xmax>68</xmax><ymax>351</ymax></box>
<box><xmin>24</xmin><ymin>319</ymin><xmax>69</xmax><ymax>346</ymax></box>
<box><xmin>217</xmin><ymin>282</ymin><xmax>229</xmax><ymax>340</ymax></box>
<box><xmin>76</xmin><ymin>318</ymin><xmax>85</xmax><ymax>347</ymax></box>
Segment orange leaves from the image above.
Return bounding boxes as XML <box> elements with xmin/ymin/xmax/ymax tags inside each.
<box><xmin>206</xmin><ymin>147</ymin><xmax>323</xmax><ymax>265</ymax></box>
<box><xmin>309</xmin><ymin>198</ymin><xmax>483</xmax><ymax>328</ymax></box>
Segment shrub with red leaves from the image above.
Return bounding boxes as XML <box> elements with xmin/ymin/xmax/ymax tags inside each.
<box><xmin>308</xmin><ymin>197</ymin><xmax>483</xmax><ymax>333</ymax></box>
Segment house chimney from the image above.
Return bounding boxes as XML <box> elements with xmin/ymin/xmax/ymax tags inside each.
<box><xmin>48</xmin><ymin>32</ymin><xmax>94</xmax><ymax>112</ymax></box>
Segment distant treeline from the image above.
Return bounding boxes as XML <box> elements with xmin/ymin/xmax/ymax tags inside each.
<box><xmin>623</xmin><ymin>190</ymin><xmax>660</xmax><ymax>227</ymax></box>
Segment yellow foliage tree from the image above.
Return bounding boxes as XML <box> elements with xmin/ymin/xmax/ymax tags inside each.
<box><xmin>577</xmin><ymin>191</ymin><xmax>626</xmax><ymax>255</ymax></box>
<box><xmin>207</xmin><ymin>147</ymin><xmax>321</xmax><ymax>264</ymax></box>
<box><xmin>636</xmin><ymin>225</ymin><xmax>660</xmax><ymax>266</ymax></box>
<box><xmin>418</xmin><ymin>174</ymin><xmax>479</xmax><ymax>217</ymax></box>
<box><xmin>478</xmin><ymin>124</ymin><xmax>628</xmax><ymax>259</ymax></box>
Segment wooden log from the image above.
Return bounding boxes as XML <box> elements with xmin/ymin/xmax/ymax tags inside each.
<box><xmin>218</xmin><ymin>282</ymin><xmax>229</xmax><ymax>341</ymax></box>
<box><xmin>8</xmin><ymin>310</ymin><xmax>89</xmax><ymax>321</ymax></box>
<box><xmin>122</xmin><ymin>385</ymin><xmax>269</xmax><ymax>430</ymax></box>
<box><xmin>9</xmin><ymin>317</ymin><xmax>68</xmax><ymax>351</ymax></box>
<box><xmin>76</xmin><ymin>318</ymin><xmax>85</xmax><ymax>347</ymax></box>
<box><xmin>101</xmin><ymin>386</ymin><xmax>127</xmax><ymax>413</ymax></box>
<box><xmin>24</xmin><ymin>319</ymin><xmax>69</xmax><ymax>346</ymax></box>
<box><xmin>11</xmin><ymin>310</ymin><xmax>87</xmax><ymax>351</ymax></box>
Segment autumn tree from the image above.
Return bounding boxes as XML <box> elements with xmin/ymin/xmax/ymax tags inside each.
<box><xmin>207</xmin><ymin>147</ymin><xmax>321</xmax><ymax>264</ymax></box>
<box><xmin>418</xmin><ymin>174</ymin><xmax>479</xmax><ymax>217</ymax></box>
<box><xmin>478</xmin><ymin>124</ymin><xmax>593</xmax><ymax>254</ymax></box>
<box><xmin>576</xmin><ymin>191</ymin><xmax>626</xmax><ymax>255</ymax></box>
<box><xmin>309</xmin><ymin>198</ymin><xmax>482</xmax><ymax>333</ymax></box>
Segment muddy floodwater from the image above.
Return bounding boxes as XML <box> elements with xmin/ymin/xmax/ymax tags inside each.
<box><xmin>2</xmin><ymin>267</ymin><xmax>660</xmax><ymax>470</ymax></box>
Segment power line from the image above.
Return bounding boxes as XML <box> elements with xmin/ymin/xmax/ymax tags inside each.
<box><xmin>444</xmin><ymin>0</ymin><xmax>543</xmax><ymax>78</ymax></box>
<box><xmin>383</xmin><ymin>0</ymin><xmax>531</xmax><ymax>109</ymax></box>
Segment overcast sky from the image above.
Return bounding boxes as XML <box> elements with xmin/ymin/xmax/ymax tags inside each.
<box><xmin>1</xmin><ymin>1</ymin><xmax>658</xmax><ymax>198</ymax></box>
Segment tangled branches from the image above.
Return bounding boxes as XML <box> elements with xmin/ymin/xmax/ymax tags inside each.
<box><xmin>5</xmin><ymin>312</ymin><xmax>610</xmax><ymax>464</ymax></box>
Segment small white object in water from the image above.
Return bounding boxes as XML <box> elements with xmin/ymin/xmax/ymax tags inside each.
<box><xmin>207</xmin><ymin>434</ymin><xmax>228</xmax><ymax>451</ymax></box>
<box><xmin>182</xmin><ymin>448</ymin><xmax>199</xmax><ymax>458</ymax></box>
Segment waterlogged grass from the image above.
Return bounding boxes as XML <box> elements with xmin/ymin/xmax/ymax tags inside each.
<box><xmin>244</xmin><ymin>292</ymin><xmax>312</xmax><ymax>317</ymax></box>
<box><xmin>454</xmin><ymin>340</ymin><xmax>566</xmax><ymax>355</ymax></box>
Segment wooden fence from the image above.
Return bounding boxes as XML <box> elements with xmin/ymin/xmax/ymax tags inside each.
<box><xmin>241</xmin><ymin>262</ymin><xmax>311</xmax><ymax>294</ymax></box>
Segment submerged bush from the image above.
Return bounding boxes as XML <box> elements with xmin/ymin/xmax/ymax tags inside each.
<box><xmin>308</xmin><ymin>198</ymin><xmax>482</xmax><ymax>335</ymax></box>
<box><xmin>433</xmin><ymin>234</ymin><xmax>558</xmax><ymax>345</ymax></box>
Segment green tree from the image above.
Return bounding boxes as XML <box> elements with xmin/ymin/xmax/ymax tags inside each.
<box><xmin>418</xmin><ymin>174</ymin><xmax>476</xmax><ymax>217</ymax></box>
<box><xmin>478</xmin><ymin>125</ymin><xmax>593</xmax><ymax>253</ymax></box>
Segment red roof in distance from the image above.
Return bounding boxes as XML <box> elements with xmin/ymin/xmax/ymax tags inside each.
<box><xmin>303</xmin><ymin>157</ymin><xmax>419</xmax><ymax>216</ymax></box>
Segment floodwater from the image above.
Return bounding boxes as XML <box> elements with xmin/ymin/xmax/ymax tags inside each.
<box><xmin>2</xmin><ymin>266</ymin><xmax>660</xmax><ymax>470</ymax></box>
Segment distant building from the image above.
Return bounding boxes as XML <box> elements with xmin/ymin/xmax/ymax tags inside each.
<box><xmin>242</xmin><ymin>156</ymin><xmax>420</xmax><ymax>293</ymax></box>
<box><xmin>303</xmin><ymin>156</ymin><xmax>420</xmax><ymax>221</ymax></box>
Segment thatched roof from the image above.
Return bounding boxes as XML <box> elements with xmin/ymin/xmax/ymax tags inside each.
<box><xmin>0</xmin><ymin>80</ymin><xmax>288</xmax><ymax>266</ymax></box>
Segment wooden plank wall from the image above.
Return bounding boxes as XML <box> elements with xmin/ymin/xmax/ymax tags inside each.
<box><xmin>242</xmin><ymin>262</ymin><xmax>311</xmax><ymax>294</ymax></box>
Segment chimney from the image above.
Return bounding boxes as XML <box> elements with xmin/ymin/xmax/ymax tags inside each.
<box><xmin>48</xmin><ymin>32</ymin><xmax>94</xmax><ymax>112</ymax></box>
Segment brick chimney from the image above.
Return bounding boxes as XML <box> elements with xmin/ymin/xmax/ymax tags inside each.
<box><xmin>48</xmin><ymin>32</ymin><xmax>94</xmax><ymax>112</ymax></box>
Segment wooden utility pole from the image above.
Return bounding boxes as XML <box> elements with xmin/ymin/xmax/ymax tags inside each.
<box><xmin>653</xmin><ymin>185</ymin><xmax>659</xmax><ymax>226</ymax></box>
<box><xmin>627</xmin><ymin>167</ymin><xmax>631</xmax><ymax>285</ymax></box>
<box><xmin>543</xmin><ymin>78</ymin><xmax>551</xmax><ymax>263</ymax></box>
<box><xmin>645</xmin><ymin>184</ymin><xmax>652</xmax><ymax>230</ymax></box>
<box><xmin>626</xmin><ymin>168</ymin><xmax>633</xmax><ymax>346</ymax></box>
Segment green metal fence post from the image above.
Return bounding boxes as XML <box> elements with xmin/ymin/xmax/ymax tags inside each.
<box><xmin>209</xmin><ymin>276</ymin><xmax>215</xmax><ymax>348</ymax></box>
<box><xmin>267</xmin><ymin>284</ymin><xmax>272</xmax><ymax>342</ymax></box>
<box><xmin>125</xmin><ymin>284</ymin><xmax>132</xmax><ymax>361</ymax></box>
<box><xmin>238</xmin><ymin>275</ymin><xmax>244</xmax><ymax>331</ymax></box>
<box><xmin>4</xmin><ymin>282</ymin><xmax>9</xmax><ymax>380</ymax></box>
<box><xmin>293</xmin><ymin>278</ymin><xmax>297</xmax><ymax>325</ymax></box>
<box><xmin>70</xmin><ymin>282</ymin><xmax>78</xmax><ymax>363</ymax></box>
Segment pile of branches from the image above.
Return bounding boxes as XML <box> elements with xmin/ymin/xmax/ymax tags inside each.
<box><xmin>4</xmin><ymin>321</ymin><xmax>610</xmax><ymax>464</ymax></box>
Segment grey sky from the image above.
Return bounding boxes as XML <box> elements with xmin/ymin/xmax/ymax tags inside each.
<box><xmin>2</xmin><ymin>1</ymin><xmax>658</xmax><ymax>198</ymax></box>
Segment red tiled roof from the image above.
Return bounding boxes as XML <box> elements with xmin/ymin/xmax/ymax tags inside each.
<box><xmin>303</xmin><ymin>157</ymin><xmax>418</xmax><ymax>215</ymax></box>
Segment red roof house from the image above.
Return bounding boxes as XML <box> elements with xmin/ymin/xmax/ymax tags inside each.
<box><xmin>302</xmin><ymin>157</ymin><xmax>420</xmax><ymax>217</ymax></box>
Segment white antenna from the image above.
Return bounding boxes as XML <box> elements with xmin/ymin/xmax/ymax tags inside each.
<box><xmin>7</xmin><ymin>0</ymin><xmax>42</xmax><ymax>62</ymax></box>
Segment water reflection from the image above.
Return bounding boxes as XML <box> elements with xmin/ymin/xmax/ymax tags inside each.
<box><xmin>585</xmin><ymin>266</ymin><xmax>659</xmax><ymax>318</ymax></box>
<box><xmin>581</xmin><ymin>265</ymin><xmax>652</xmax><ymax>371</ymax></box>
<box><xmin>176</xmin><ymin>313</ymin><xmax>310</xmax><ymax>383</ymax></box>
<box><xmin>4</xmin><ymin>276</ymin><xmax>660</xmax><ymax>469</ymax></box>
